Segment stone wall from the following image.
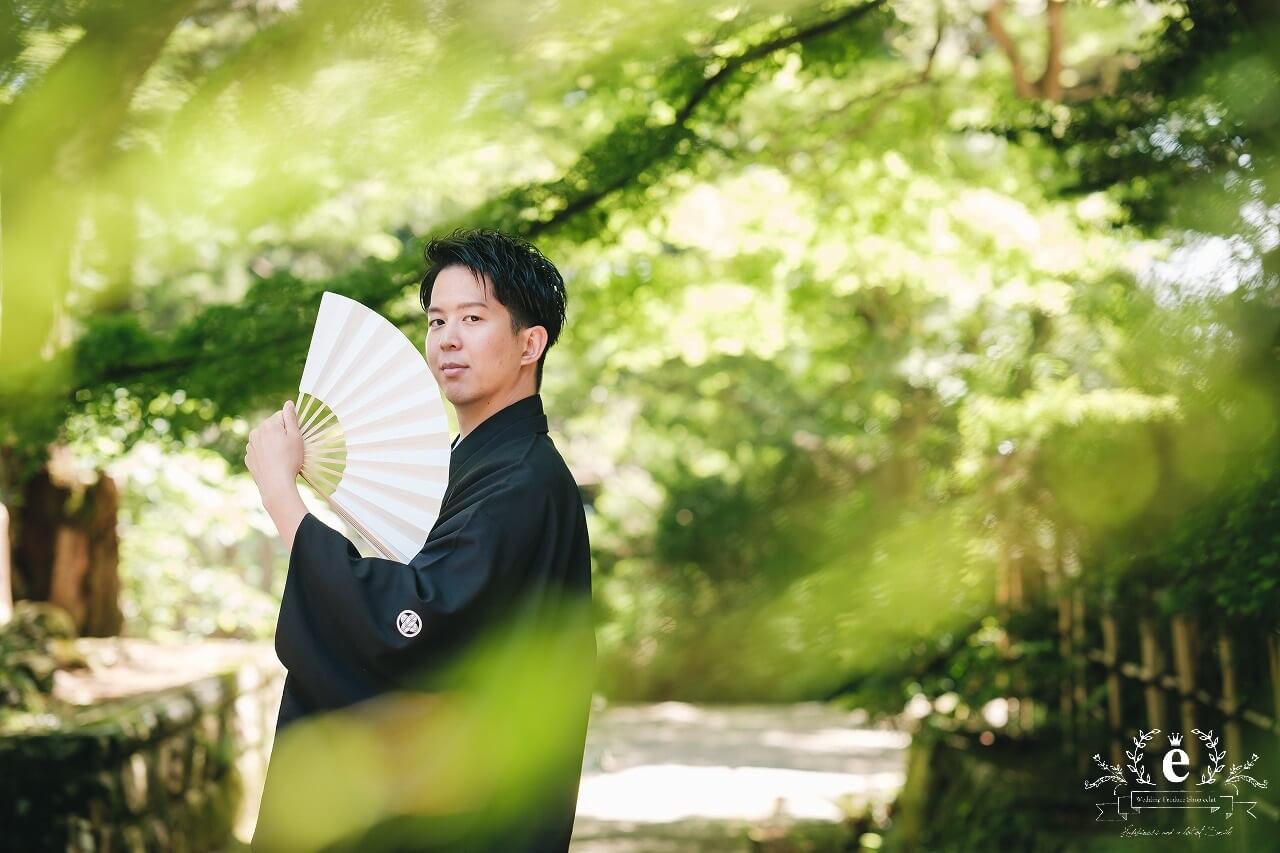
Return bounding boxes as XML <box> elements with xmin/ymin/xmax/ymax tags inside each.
<box><xmin>0</xmin><ymin>639</ymin><xmax>283</xmax><ymax>852</ymax></box>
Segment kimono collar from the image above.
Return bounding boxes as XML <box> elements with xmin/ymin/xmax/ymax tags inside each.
<box><xmin>448</xmin><ymin>392</ymin><xmax>549</xmax><ymax>475</ymax></box>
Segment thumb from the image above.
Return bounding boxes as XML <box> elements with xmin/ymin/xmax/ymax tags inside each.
<box><xmin>284</xmin><ymin>399</ymin><xmax>299</xmax><ymax>431</ymax></box>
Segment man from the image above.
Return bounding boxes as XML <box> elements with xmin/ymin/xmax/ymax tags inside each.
<box><xmin>246</xmin><ymin>228</ymin><xmax>595</xmax><ymax>852</ymax></box>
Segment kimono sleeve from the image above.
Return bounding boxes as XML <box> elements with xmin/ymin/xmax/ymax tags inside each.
<box><xmin>273</xmin><ymin>482</ymin><xmax>549</xmax><ymax>712</ymax></box>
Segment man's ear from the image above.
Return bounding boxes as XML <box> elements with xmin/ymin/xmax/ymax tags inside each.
<box><xmin>520</xmin><ymin>326</ymin><xmax>548</xmax><ymax>365</ymax></box>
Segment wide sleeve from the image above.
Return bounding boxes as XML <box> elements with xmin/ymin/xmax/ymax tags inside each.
<box><xmin>273</xmin><ymin>482</ymin><xmax>550</xmax><ymax>713</ymax></box>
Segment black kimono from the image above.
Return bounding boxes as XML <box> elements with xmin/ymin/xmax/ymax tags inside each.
<box><xmin>252</xmin><ymin>393</ymin><xmax>595</xmax><ymax>853</ymax></box>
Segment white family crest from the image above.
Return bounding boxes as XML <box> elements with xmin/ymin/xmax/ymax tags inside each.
<box><xmin>396</xmin><ymin>609</ymin><xmax>422</xmax><ymax>638</ymax></box>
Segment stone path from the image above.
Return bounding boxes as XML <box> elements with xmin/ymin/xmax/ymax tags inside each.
<box><xmin>569</xmin><ymin>702</ymin><xmax>911</xmax><ymax>851</ymax></box>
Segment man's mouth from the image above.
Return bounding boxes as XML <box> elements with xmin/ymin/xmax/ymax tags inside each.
<box><xmin>442</xmin><ymin>365</ymin><xmax>467</xmax><ymax>377</ymax></box>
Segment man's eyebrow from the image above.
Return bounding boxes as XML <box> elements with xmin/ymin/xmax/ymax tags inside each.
<box><xmin>427</xmin><ymin>301</ymin><xmax>489</xmax><ymax>314</ymax></box>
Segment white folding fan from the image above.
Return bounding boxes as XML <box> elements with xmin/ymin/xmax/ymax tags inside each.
<box><xmin>294</xmin><ymin>290</ymin><xmax>453</xmax><ymax>562</ymax></box>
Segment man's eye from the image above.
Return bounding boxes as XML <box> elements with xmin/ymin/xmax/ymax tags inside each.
<box><xmin>466</xmin><ymin>315</ymin><xmax>480</xmax><ymax>321</ymax></box>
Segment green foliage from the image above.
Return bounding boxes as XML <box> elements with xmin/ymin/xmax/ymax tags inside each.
<box><xmin>0</xmin><ymin>601</ymin><xmax>82</xmax><ymax>715</ymax></box>
<box><xmin>1025</xmin><ymin>0</ymin><xmax>1280</xmax><ymax>233</ymax></box>
<box><xmin>1146</xmin><ymin>440</ymin><xmax>1280</xmax><ymax>624</ymax></box>
<box><xmin>883</xmin><ymin>731</ymin><xmax>1102</xmax><ymax>853</ymax></box>
<box><xmin>104</xmin><ymin>443</ymin><xmax>283</xmax><ymax>642</ymax></box>
<box><xmin>839</xmin><ymin>609</ymin><xmax>1065</xmax><ymax>723</ymax></box>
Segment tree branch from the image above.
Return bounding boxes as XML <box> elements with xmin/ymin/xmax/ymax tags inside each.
<box><xmin>806</xmin><ymin>14</ymin><xmax>944</xmax><ymax>147</ymax></box>
<box><xmin>1038</xmin><ymin>0</ymin><xmax>1066</xmax><ymax>101</ymax></box>
<box><xmin>985</xmin><ymin>0</ymin><xmax>1037</xmax><ymax>99</ymax></box>
<box><xmin>986</xmin><ymin>0</ymin><xmax>1068</xmax><ymax>102</ymax></box>
<box><xmin>495</xmin><ymin>0</ymin><xmax>891</xmax><ymax>236</ymax></box>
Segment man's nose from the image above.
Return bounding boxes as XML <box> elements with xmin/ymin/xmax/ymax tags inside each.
<box><xmin>439</xmin><ymin>319</ymin><xmax>462</xmax><ymax>349</ymax></box>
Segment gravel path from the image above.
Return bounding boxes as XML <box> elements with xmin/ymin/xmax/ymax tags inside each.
<box><xmin>570</xmin><ymin>702</ymin><xmax>910</xmax><ymax>852</ymax></box>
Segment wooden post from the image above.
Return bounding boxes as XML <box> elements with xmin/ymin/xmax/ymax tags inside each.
<box><xmin>1058</xmin><ymin>593</ymin><xmax>1074</xmax><ymax>726</ymax></box>
<box><xmin>1102</xmin><ymin>610</ymin><xmax>1124</xmax><ymax>767</ymax></box>
<box><xmin>1139</xmin><ymin>615</ymin><xmax>1165</xmax><ymax>732</ymax></box>
<box><xmin>995</xmin><ymin>540</ymin><xmax>1010</xmax><ymax>612</ymax></box>
<box><xmin>1270</xmin><ymin>632</ymin><xmax>1280</xmax><ymax>724</ymax></box>
<box><xmin>1020</xmin><ymin>692</ymin><xmax>1035</xmax><ymax>732</ymax></box>
<box><xmin>1172</xmin><ymin>616</ymin><xmax>1198</xmax><ymax>771</ymax></box>
<box><xmin>994</xmin><ymin>539</ymin><xmax>1025</xmax><ymax>734</ymax></box>
<box><xmin>1049</xmin><ymin>529</ymin><xmax>1072</xmax><ymax>733</ymax></box>
<box><xmin>1017</xmin><ymin>547</ymin><xmax>1035</xmax><ymax>732</ymax></box>
<box><xmin>1219</xmin><ymin>632</ymin><xmax>1244</xmax><ymax>763</ymax></box>
<box><xmin>1010</xmin><ymin>547</ymin><xmax>1024</xmax><ymax>607</ymax></box>
<box><xmin>1073</xmin><ymin>590</ymin><xmax>1088</xmax><ymax>739</ymax></box>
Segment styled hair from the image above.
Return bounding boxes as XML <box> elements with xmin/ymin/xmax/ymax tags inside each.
<box><xmin>418</xmin><ymin>227</ymin><xmax>567</xmax><ymax>392</ymax></box>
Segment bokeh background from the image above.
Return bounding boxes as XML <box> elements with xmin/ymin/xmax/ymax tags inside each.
<box><xmin>1</xmin><ymin>0</ymin><xmax>1278</xmax><ymax>850</ymax></box>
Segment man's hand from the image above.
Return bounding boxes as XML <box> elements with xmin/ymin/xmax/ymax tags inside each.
<box><xmin>246</xmin><ymin>400</ymin><xmax>304</xmax><ymax>501</ymax></box>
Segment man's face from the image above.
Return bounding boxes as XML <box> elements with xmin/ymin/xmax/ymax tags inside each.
<box><xmin>426</xmin><ymin>265</ymin><xmax>527</xmax><ymax>408</ymax></box>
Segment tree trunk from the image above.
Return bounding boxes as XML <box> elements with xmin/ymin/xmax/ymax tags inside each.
<box><xmin>11</xmin><ymin>445</ymin><xmax>123</xmax><ymax>637</ymax></box>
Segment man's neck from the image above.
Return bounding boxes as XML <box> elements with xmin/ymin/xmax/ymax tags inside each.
<box><xmin>455</xmin><ymin>385</ymin><xmax>537</xmax><ymax>442</ymax></box>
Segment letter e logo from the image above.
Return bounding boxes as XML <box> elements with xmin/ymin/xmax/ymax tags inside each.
<box><xmin>1163</xmin><ymin>747</ymin><xmax>1189</xmax><ymax>783</ymax></box>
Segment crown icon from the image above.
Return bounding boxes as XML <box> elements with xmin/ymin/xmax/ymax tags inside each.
<box><xmin>1169</xmin><ymin>733</ymin><xmax>1183</xmax><ymax>747</ymax></box>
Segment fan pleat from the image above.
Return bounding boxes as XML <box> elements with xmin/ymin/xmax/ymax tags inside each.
<box><xmin>343</xmin><ymin>418</ymin><xmax>448</xmax><ymax>448</ymax></box>
<box><xmin>326</xmin><ymin>310</ymin><xmax>387</xmax><ymax>395</ymax></box>
<box><xmin>337</xmin><ymin>457</ymin><xmax>448</xmax><ymax>480</ymax></box>
<box><xmin>339</xmin><ymin>362</ymin><xmax>440</xmax><ymax>424</ymax></box>
<box><xmin>336</xmin><ymin>476</ymin><xmax>428</xmax><ymax>527</ymax></box>
<box><xmin>323</xmin><ymin>492</ymin><xmax>401</xmax><ymax>562</ymax></box>
<box><xmin>306</xmin><ymin>302</ymin><xmax>376</xmax><ymax>401</ymax></box>
<box><xmin>345</xmin><ymin>445</ymin><xmax>451</xmax><ymax>466</ymax></box>
<box><xmin>332</xmin><ymin>483</ymin><xmax>428</xmax><ymax>558</ymax></box>
<box><xmin>343</xmin><ymin>416</ymin><xmax>450</xmax><ymax>448</ymax></box>
<box><xmin>338</xmin><ymin>389</ymin><xmax>442</xmax><ymax>435</ymax></box>
<box><xmin>299</xmin><ymin>302</ymin><xmax>346</xmax><ymax>391</ymax></box>
<box><xmin>338</xmin><ymin>467</ymin><xmax>446</xmax><ymax>506</ymax></box>
<box><xmin>316</xmin><ymin>330</ymin><xmax>403</xmax><ymax>412</ymax></box>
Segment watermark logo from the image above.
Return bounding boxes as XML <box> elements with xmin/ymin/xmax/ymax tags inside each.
<box><xmin>1085</xmin><ymin>729</ymin><xmax>1269</xmax><ymax>822</ymax></box>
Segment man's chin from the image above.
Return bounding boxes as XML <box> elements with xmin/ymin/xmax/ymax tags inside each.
<box><xmin>442</xmin><ymin>387</ymin><xmax>474</xmax><ymax>407</ymax></box>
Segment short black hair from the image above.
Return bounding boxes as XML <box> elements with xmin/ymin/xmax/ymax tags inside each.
<box><xmin>418</xmin><ymin>227</ymin><xmax>567</xmax><ymax>392</ymax></box>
